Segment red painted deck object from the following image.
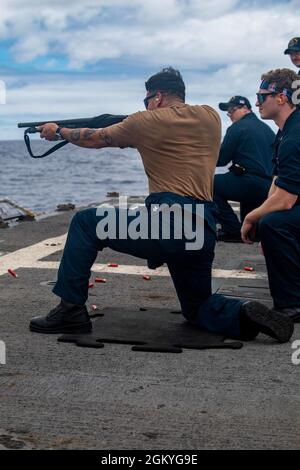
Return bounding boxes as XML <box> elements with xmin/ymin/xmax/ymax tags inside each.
<box><xmin>8</xmin><ymin>269</ymin><xmax>18</xmax><ymax>278</ymax></box>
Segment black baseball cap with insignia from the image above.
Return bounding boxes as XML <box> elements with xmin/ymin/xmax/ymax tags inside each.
<box><xmin>284</xmin><ymin>37</ymin><xmax>300</xmax><ymax>54</ymax></box>
<box><xmin>218</xmin><ymin>96</ymin><xmax>252</xmax><ymax>111</ymax></box>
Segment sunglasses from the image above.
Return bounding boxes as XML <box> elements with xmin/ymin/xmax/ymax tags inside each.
<box><xmin>256</xmin><ymin>92</ymin><xmax>278</xmax><ymax>105</ymax></box>
<box><xmin>143</xmin><ymin>92</ymin><xmax>158</xmax><ymax>109</ymax></box>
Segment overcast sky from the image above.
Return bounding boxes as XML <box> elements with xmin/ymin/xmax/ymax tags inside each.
<box><xmin>0</xmin><ymin>0</ymin><xmax>299</xmax><ymax>139</ymax></box>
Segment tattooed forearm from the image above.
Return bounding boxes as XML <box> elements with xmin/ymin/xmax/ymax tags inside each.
<box><xmin>100</xmin><ymin>129</ymin><xmax>112</xmax><ymax>145</ymax></box>
<box><xmin>83</xmin><ymin>129</ymin><xmax>97</xmax><ymax>140</ymax></box>
<box><xmin>70</xmin><ymin>129</ymin><xmax>81</xmax><ymax>141</ymax></box>
<box><xmin>60</xmin><ymin>127</ymin><xmax>110</xmax><ymax>149</ymax></box>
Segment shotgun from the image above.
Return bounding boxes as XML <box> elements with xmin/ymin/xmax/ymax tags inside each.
<box><xmin>18</xmin><ymin>113</ymin><xmax>128</xmax><ymax>158</ymax></box>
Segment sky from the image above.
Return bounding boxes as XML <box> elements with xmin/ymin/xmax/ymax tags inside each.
<box><xmin>0</xmin><ymin>0</ymin><xmax>299</xmax><ymax>139</ymax></box>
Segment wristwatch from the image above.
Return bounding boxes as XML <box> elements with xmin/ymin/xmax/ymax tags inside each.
<box><xmin>55</xmin><ymin>126</ymin><xmax>64</xmax><ymax>139</ymax></box>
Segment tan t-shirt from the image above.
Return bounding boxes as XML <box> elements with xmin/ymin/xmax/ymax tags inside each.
<box><xmin>103</xmin><ymin>103</ymin><xmax>221</xmax><ymax>201</ymax></box>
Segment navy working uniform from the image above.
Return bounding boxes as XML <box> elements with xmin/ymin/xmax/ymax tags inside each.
<box><xmin>214</xmin><ymin>97</ymin><xmax>275</xmax><ymax>236</ymax></box>
<box><xmin>51</xmin><ymin>103</ymin><xmax>255</xmax><ymax>340</ymax></box>
<box><xmin>259</xmin><ymin>109</ymin><xmax>300</xmax><ymax>311</ymax></box>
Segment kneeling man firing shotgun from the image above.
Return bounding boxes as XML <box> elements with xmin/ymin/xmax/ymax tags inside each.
<box><xmin>26</xmin><ymin>67</ymin><xmax>294</xmax><ymax>343</ymax></box>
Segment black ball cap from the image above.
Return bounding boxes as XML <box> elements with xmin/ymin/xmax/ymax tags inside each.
<box><xmin>219</xmin><ymin>96</ymin><xmax>252</xmax><ymax>111</ymax></box>
<box><xmin>284</xmin><ymin>37</ymin><xmax>300</xmax><ymax>54</ymax></box>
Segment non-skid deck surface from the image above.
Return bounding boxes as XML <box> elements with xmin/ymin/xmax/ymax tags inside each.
<box><xmin>216</xmin><ymin>256</ymin><xmax>272</xmax><ymax>307</ymax></box>
<box><xmin>58</xmin><ymin>307</ymin><xmax>243</xmax><ymax>353</ymax></box>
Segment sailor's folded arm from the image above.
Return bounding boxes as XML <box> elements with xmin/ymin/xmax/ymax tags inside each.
<box><xmin>244</xmin><ymin>186</ymin><xmax>298</xmax><ymax>226</ymax></box>
<box><xmin>241</xmin><ymin>185</ymin><xmax>298</xmax><ymax>244</ymax></box>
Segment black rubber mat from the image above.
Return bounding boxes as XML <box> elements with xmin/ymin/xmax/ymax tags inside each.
<box><xmin>58</xmin><ymin>307</ymin><xmax>243</xmax><ymax>353</ymax></box>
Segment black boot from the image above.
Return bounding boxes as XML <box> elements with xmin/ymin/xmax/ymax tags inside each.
<box><xmin>273</xmin><ymin>307</ymin><xmax>300</xmax><ymax>323</ymax></box>
<box><xmin>30</xmin><ymin>301</ymin><xmax>92</xmax><ymax>334</ymax></box>
<box><xmin>240</xmin><ymin>301</ymin><xmax>294</xmax><ymax>343</ymax></box>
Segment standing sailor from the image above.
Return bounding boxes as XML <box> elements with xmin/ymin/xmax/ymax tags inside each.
<box><xmin>242</xmin><ymin>68</ymin><xmax>300</xmax><ymax>323</ymax></box>
<box><xmin>214</xmin><ymin>96</ymin><xmax>275</xmax><ymax>242</ymax></box>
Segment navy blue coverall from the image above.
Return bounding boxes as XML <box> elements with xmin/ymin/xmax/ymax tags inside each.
<box><xmin>214</xmin><ymin>113</ymin><xmax>275</xmax><ymax>234</ymax></box>
<box><xmin>259</xmin><ymin>110</ymin><xmax>300</xmax><ymax>309</ymax></box>
<box><xmin>53</xmin><ymin>192</ymin><xmax>248</xmax><ymax>340</ymax></box>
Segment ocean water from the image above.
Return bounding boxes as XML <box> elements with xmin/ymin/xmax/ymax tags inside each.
<box><xmin>0</xmin><ymin>140</ymin><xmax>148</xmax><ymax>213</ymax></box>
<box><xmin>0</xmin><ymin>140</ymin><xmax>228</xmax><ymax>214</ymax></box>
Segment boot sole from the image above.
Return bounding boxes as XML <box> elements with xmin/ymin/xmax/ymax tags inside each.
<box><xmin>30</xmin><ymin>320</ymin><xmax>92</xmax><ymax>334</ymax></box>
<box><xmin>243</xmin><ymin>301</ymin><xmax>294</xmax><ymax>343</ymax></box>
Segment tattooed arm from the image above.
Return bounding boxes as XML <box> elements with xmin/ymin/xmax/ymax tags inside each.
<box><xmin>60</xmin><ymin>128</ymin><xmax>112</xmax><ymax>149</ymax></box>
<box><xmin>39</xmin><ymin>123</ymin><xmax>112</xmax><ymax>149</ymax></box>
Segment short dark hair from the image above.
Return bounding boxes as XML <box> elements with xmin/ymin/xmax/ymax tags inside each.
<box><xmin>261</xmin><ymin>68</ymin><xmax>298</xmax><ymax>100</ymax></box>
<box><xmin>145</xmin><ymin>67</ymin><xmax>185</xmax><ymax>102</ymax></box>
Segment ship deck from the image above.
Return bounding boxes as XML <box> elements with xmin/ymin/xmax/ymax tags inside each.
<box><xmin>0</xmin><ymin>198</ymin><xmax>299</xmax><ymax>450</ymax></box>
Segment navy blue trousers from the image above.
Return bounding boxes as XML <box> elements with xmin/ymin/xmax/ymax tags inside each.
<box><xmin>214</xmin><ymin>172</ymin><xmax>271</xmax><ymax>233</ymax></box>
<box><xmin>53</xmin><ymin>195</ymin><xmax>246</xmax><ymax>339</ymax></box>
<box><xmin>259</xmin><ymin>206</ymin><xmax>300</xmax><ymax>309</ymax></box>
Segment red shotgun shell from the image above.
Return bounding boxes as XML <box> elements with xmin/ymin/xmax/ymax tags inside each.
<box><xmin>8</xmin><ymin>269</ymin><xmax>18</xmax><ymax>278</ymax></box>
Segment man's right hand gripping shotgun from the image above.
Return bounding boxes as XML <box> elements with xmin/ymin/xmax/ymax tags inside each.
<box><xmin>18</xmin><ymin>114</ymin><xmax>128</xmax><ymax>159</ymax></box>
